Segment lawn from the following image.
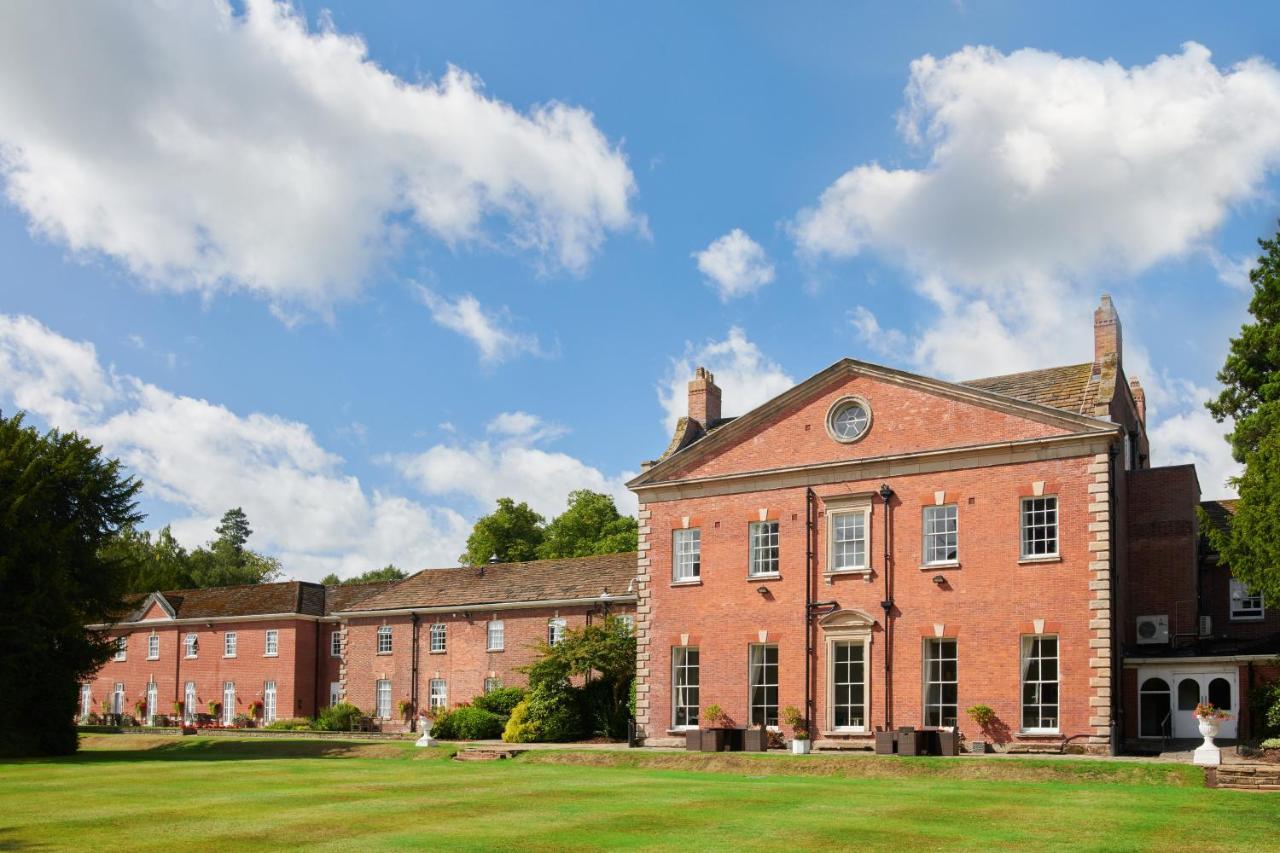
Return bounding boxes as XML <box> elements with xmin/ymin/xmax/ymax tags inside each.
<box><xmin>1</xmin><ymin>736</ymin><xmax>1277</xmax><ymax>851</ymax></box>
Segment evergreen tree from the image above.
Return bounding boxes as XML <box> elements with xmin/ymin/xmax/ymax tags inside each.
<box><xmin>320</xmin><ymin>565</ymin><xmax>407</xmax><ymax>586</ymax></box>
<box><xmin>538</xmin><ymin>490</ymin><xmax>638</xmax><ymax>559</ymax></box>
<box><xmin>0</xmin><ymin>412</ymin><xmax>142</xmax><ymax>756</ymax></box>
<box><xmin>1206</xmin><ymin>221</ymin><xmax>1280</xmax><ymax>604</ymax></box>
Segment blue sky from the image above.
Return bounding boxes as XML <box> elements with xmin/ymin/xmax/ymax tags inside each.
<box><xmin>2</xmin><ymin>1</ymin><xmax>1278</xmax><ymax>580</ymax></box>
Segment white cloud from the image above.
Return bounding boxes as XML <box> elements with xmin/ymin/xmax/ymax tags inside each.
<box><xmin>0</xmin><ymin>313</ymin><xmax>471</xmax><ymax>581</ymax></box>
<box><xmin>396</xmin><ymin>412</ymin><xmax>635</xmax><ymax>519</ymax></box>
<box><xmin>1148</xmin><ymin>382</ymin><xmax>1242</xmax><ymax>498</ymax></box>
<box><xmin>848</xmin><ymin>305</ymin><xmax>908</xmax><ymax>362</ymax></box>
<box><xmin>0</xmin><ymin>0</ymin><xmax>638</xmax><ymax>313</ymax></box>
<box><xmin>415</xmin><ymin>286</ymin><xmax>542</xmax><ymax>364</ymax></box>
<box><xmin>694</xmin><ymin>228</ymin><xmax>776</xmax><ymax>299</ymax></box>
<box><xmin>793</xmin><ymin>43</ymin><xmax>1280</xmax><ymax>380</ymax></box>
<box><xmin>658</xmin><ymin>327</ymin><xmax>795</xmax><ymax>431</ymax></box>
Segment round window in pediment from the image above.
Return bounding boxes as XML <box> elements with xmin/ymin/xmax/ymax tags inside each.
<box><xmin>826</xmin><ymin>396</ymin><xmax>872</xmax><ymax>443</ymax></box>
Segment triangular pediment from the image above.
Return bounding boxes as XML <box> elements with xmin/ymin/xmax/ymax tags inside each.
<box><xmin>630</xmin><ymin>358</ymin><xmax>1117</xmax><ymax>489</ymax></box>
<box><xmin>135</xmin><ymin>592</ymin><xmax>176</xmax><ymax>621</ymax></box>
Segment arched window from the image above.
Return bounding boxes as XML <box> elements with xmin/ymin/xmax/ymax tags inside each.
<box><xmin>1139</xmin><ymin>677</ymin><xmax>1170</xmax><ymax>739</ymax></box>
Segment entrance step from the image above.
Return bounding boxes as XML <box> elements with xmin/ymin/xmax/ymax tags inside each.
<box><xmin>1207</xmin><ymin>764</ymin><xmax>1280</xmax><ymax>791</ymax></box>
<box><xmin>453</xmin><ymin>747</ymin><xmax>520</xmax><ymax>762</ymax></box>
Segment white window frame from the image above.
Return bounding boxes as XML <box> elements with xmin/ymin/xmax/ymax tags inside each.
<box><xmin>429</xmin><ymin>623</ymin><xmax>447</xmax><ymax>653</ymax></box>
<box><xmin>618</xmin><ymin>614</ymin><xmax>635</xmax><ymax>635</ymax></box>
<box><xmin>922</xmin><ymin>504</ymin><xmax>959</xmax><ymax>566</ymax></box>
<box><xmin>330</xmin><ymin>630</ymin><xmax>342</xmax><ymax>657</ymax></box>
<box><xmin>1020</xmin><ymin>635</ymin><xmax>1059</xmax><ymax>734</ymax></box>
<box><xmin>748</xmin><ymin>644</ymin><xmax>779</xmax><ymax>727</ymax></box>
<box><xmin>263</xmin><ymin>681</ymin><xmax>277</xmax><ymax>724</ymax></box>
<box><xmin>114</xmin><ymin>636</ymin><xmax>127</xmax><ymax>661</ymax></box>
<box><xmin>80</xmin><ymin>684</ymin><xmax>93</xmax><ymax>718</ymax></box>
<box><xmin>673</xmin><ymin>528</ymin><xmax>701</xmax><ymax>582</ymax></box>
<box><xmin>923</xmin><ymin>638</ymin><xmax>958</xmax><ymax>728</ymax></box>
<box><xmin>827</xmin><ymin>506</ymin><xmax>871</xmax><ymax>574</ymax></box>
<box><xmin>829</xmin><ymin>640</ymin><xmax>868</xmax><ymax>732</ymax></box>
<box><xmin>264</xmin><ymin>629</ymin><xmax>279</xmax><ymax>657</ymax></box>
<box><xmin>223</xmin><ymin>632</ymin><xmax>237</xmax><ymax>658</ymax></box>
<box><xmin>375</xmin><ymin>679</ymin><xmax>392</xmax><ymax>719</ymax></box>
<box><xmin>548</xmin><ymin>618</ymin><xmax>567</xmax><ymax>646</ymax></box>
<box><xmin>112</xmin><ymin>682</ymin><xmax>125</xmax><ymax>715</ymax></box>
<box><xmin>487</xmin><ymin>620</ymin><xmax>505</xmax><ymax>652</ymax></box>
<box><xmin>429</xmin><ymin>678</ymin><xmax>447</xmax><ymax>711</ymax></box>
<box><xmin>184</xmin><ymin>633</ymin><xmax>198</xmax><ymax>659</ymax></box>
<box><xmin>1020</xmin><ymin>496</ymin><xmax>1059</xmax><ymax>559</ymax></box>
<box><xmin>146</xmin><ymin>680</ymin><xmax>158</xmax><ymax>726</ymax></box>
<box><xmin>377</xmin><ymin>625</ymin><xmax>393</xmax><ymax>654</ymax></box>
<box><xmin>184</xmin><ymin>681</ymin><xmax>197</xmax><ymax>723</ymax></box>
<box><xmin>672</xmin><ymin>646</ymin><xmax>700</xmax><ymax>729</ymax></box>
<box><xmin>223</xmin><ymin>681</ymin><xmax>236</xmax><ymax>725</ymax></box>
<box><xmin>484</xmin><ymin>677</ymin><xmax>502</xmax><ymax>694</ymax></box>
<box><xmin>1229</xmin><ymin>578</ymin><xmax>1265</xmax><ymax>621</ymax></box>
<box><xmin>748</xmin><ymin>520</ymin><xmax>780</xmax><ymax>577</ymax></box>
<box><xmin>147</xmin><ymin>633</ymin><xmax>159</xmax><ymax>660</ymax></box>
<box><xmin>329</xmin><ymin>681</ymin><xmax>341</xmax><ymax>707</ymax></box>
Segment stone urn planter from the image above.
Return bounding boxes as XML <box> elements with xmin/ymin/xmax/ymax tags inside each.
<box><xmin>415</xmin><ymin>713</ymin><xmax>434</xmax><ymax>748</ymax></box>
<box><xmin>1193</xmin><ymin>704</ymin><xmax>1228</xmax><ymax>766</ymax></box>
<box><xmin>790</xmin><ymin>737</ymin><xmax>811</xmax><ymax>755</ymax></box>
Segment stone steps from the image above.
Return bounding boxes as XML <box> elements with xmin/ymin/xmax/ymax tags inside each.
<box><xmin>453</xmin><ymin>747</ymin><xmax>520</xmax><ymax>762</ymax></box>
<box><xmin>1207</xmin><ymin>764</ymin><xmax>1280</xmax><ymax>791</ymax></box>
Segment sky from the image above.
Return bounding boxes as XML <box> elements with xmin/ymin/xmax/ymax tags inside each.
<box><xmin>2</xmin><ymin>0</ymin><xmax>1279</xmax><ymax>581</ymax></box>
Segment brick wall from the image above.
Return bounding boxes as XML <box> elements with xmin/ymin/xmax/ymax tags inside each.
<box><xmin>1124</xmin><ymin>465</ymin><xmax>1200</xmax><ymax>646</ymax></box>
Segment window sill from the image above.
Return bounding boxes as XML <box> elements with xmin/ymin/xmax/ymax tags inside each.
<box><xmin>670</xmin><ymin>579</ymin><xmax>702</xmax><ymax>587</ymax></box>
<box><xmin>823</xmin><ymin>569</ymin><xmax>870</xmax><ymax>578</ymax></box>
<box><xmin>819</xmin><ymin>729</ymin><xmax>869</xmax><ymax>737</ymax></box>
<box><xmin>146</xmin><ymin>656</ymin><xmax>159</xmax><ymax>661</ymax></box>
<box><xmin>223</xmin><ymin>655</ymin><xmax>237</xmax><ymax>659</ymax></box>
<box><xmin>1229</xmin><ymin>616</ymin><xmax>1265</xmax><ymax>622</ymax></box>
<box><xmin>920</xmin><ymin>561</ymin><xmax>960</xmax><ymax>571</ymax></box>
<box><xmin>667</xmin><ymin>727</ymin><xmax>698</xmax><ymax>734</ymax></box>
<box><xmin>375</xmin><ymin>652</ymin><xmax>392</xmax><ymax>656</ymax></box>
<box><xmin>487</xmin><ymin>648</ymin><xmax>504</xmax><ymax>653</ymax></box>
<box><xmin>184</xmin><ymin>655</ymin><xmax>197</xmax><ymax>660</ymax></box>
<box><xmin>1016</xmin><ymin>730</ymin><xmax>1062</xmax><ymax>738</ymax></box>
<box><xmin>428</xmin><ymin>650</ymin><xmax>446</xmax><ymax>655</ymax></box>
<box><xmin>747</xmin><ymin>572</ymin><xmax>781</xmax><ymax>581</ymax></box>
<box><xmin>1018</xmin><ymin>555</ymin><xmax>1062</xmax><ymax>565</ymax></box>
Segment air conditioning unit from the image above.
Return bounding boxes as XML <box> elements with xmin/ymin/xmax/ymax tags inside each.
<box><xmin>1199</xmin><ymin>615</ymin><xmax>1212</xmax><ymax>637</ymax></box>
<box><xmin>1136</xmin><ymin>615</ymin><xmax>1169</xmax><ymax>645</ymax></box>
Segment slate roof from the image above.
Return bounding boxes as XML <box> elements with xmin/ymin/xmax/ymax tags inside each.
<box><xmin>961</xmin><ymin>362</ymin><xmax>1097</xmax><ymax>415</ymax></box>
<box><xmin>346</xmin><ymin>552</ymin><xmax>639</xmax><ymax>613</ymax></box>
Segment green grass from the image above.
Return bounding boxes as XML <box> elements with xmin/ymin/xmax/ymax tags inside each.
<box><xmin>1</xmin><ymin>736</ymin><xmax>1277</xmax><ymax>851</ymax></box>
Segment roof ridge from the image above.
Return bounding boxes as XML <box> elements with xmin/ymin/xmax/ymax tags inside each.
<box><xmin>962</xmin><ymin>362</ymin><xmax>1092</xmax><ymax>384</ymax></box>
<box><xmin>408</xmin><ymin>550</ymin><xmax>638</xmax><ymax>577</ymax></box>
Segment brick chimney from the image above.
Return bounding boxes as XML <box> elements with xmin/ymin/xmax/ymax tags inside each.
<box><xmin>1094</xmin><ymin>294</ymin><xmax>1122</xmax><ymax>368</ymax></box>
<box><xmin>688</xmin><ymin>367</ymin><xmax>722</xmax><ymax>432</ymax></box>
<box><xmin>1129</xmin><ymin>377</ymin><xmax>1146</xmax><ymax>426</ymax></box>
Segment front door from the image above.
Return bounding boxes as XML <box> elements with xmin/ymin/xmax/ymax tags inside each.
<box><xmin>1172</xmin><ymin>671</ymin><xmax>1237</xmax><ymax>739</ymax></box>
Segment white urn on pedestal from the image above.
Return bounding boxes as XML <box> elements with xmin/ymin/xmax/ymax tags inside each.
<box><xmin>415</xmin><ymin>713</ymin><xmax>434</xmax><ymax>748</ymax></box>
<box><xmin>1193</xmin><ymin>715</ymin><xmax>1221</xmax><ymax>766</ymax></box>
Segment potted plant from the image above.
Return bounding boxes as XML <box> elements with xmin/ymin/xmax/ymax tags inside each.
<box><xmin>966</xmin><ymin>704</ymin><xmax>997</xmax><ymax>753</ymax></box>
<box><xmin>782</xmin><ymin>706</ymin><xmax>810</xmax><ymax>755</ymax></box>
<box><xmin>247</xmin><ymin>699</ymin><xmax>264</xmax><ymax>725</ymax></box>
<box><xmin>701</xmin><ymin>704</ymin><xmax>729</xmax><ymax>752</ymax></box>
<box><xmin>207</xmin><ymin>700</ymin><xmax>221</xmax><ymax>723</ymax></box>
<box><xmin>134</xmin><ymin>698</ymin><xmax>148</xmax><ymax>722</ymax></box>
<box><xmin>1194</xmin><ymin>702</ymin><xmax>1230</xmax><ymax>740</ymax></box>
<box><xmin>173</xmin><ymin>700</ymin><xmax>185</xmax><ymax>721</ymax></box>
<box><xmin>397</xmin><ymin>698</ymin><xmax>415</xmax><ymax>724</ymax></box>
<box><xmin>743</xmin><ymin>721</ymin><xmax>769</xmax><ymax>752</ymax></box>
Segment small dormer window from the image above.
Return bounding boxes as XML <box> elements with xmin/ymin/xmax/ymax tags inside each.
<box><xmin>826</xmin><ymin>397</ymin><xmax>872</xmax><ymax>443</ymax></box>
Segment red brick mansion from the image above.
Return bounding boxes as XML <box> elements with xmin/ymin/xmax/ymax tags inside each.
<box><xmin>87</xmin><ymin>297</ymin><xmax>1278</xmax><ymax>752</ymax></box>
<box><xmin>628</xmin><ymin>297</ymin><xmax>1278</xmax><ymax>753</ymax></box>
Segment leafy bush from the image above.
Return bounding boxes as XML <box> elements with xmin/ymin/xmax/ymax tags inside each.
<box><xmin>1249</xmin><ymin>676</ymin><xmax>1280</xmax><ymax>738</ymax></box>
<box><xmin>503</xmin><ymin>682</ymin><xmax>582</xmax><ymax>743</ymax></box>
<box><xmin>502</xmin><ymin>699</ymin><xmax>537</xmax><ymax>743</ymax></box>
<box><xmin>313</xmin><ymin>702</ymin><xmax>363</xmax><ymax>732</ymax></box>
<box><xmin>473</xmin><ymin>687</ymin><xmax>526</xmax><ymax>718</ymax></box>
<box><xmin>1261</xmin><ymin>737</ymin><xmax>1280</xmax><ymax>749</ymax></box>
<box><xmin>264</xmin><ymin>718</ymin><xmax>311</xmax><ymax>731</ymax></box>
<box><xmin>432</xmin><ymin>706</ymin><xmax>504</xmax><ymax>740</ymax></box>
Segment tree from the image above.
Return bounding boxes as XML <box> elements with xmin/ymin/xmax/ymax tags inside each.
<box><xmin>101</xmin><ymin>525</ymin><xmax>193</xmax><ymax>593</ymax></box>
<box><xmin>459</xmin><ymin>498</ymin><xmax>545</xmax><ymax>565</ymax></box>
<box><xmin>214</xmin><ymin>507</ymin><xmax>252</xmax><ymax>554</ymax></box>
<box><xmin>538</xmin><ymin>490</ymin><xmax>638</xmax><ymax>559</ymax></box>
<box><xmin>1206</xmin><ymin>221</ymin><xmax>1280</xmax><ymax>604</ymax></box>
<box><xmin>186</xmin><ymin>507</ymin><xmax>280</xmax><ymax>587</ymax></box>
<box><xmin>319</xmin><ymin>565</ymin><xmax>407</xmax><ymax>586</ymax></box>
<box><xmin>0</xmin><ymin>412</ymin><xmax>142</xmax><ymax>756</ymax></box>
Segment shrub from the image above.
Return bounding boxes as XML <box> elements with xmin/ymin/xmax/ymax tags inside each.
<box><xmin>432</xmin><ymin>706</ymin><xmax>503</xmax><ymax>740</ymax></box>
<box><xmin>264</xmin><ymin>718</ymin><xmax>311</xmax><ymax>731</ymax></box>
<box><xmin>232</xmin><ymin>713</ymin><xmax>253</xmax><ymax>727</ymax></box>
<box><xmin>502</xmin><ymin>682</ymin><xmax>583</xmax><ymax>743</ymax></box>
<box><xmin>1250</xmin><ymin>676</ymin><xmax>1280</xmax><ymax>738</ymax></box>
<box><xmin>967</xmin><ymin>704</ymin><xmax>997</xmax><ymax>727</ymax></box>
<box><xmin>473</xmin><ymin>687</ymin><xmax>526</xmax><ymax>718</ymax></box>
<box><xmin>313</xmin><ymin>702</ymin><xmax>363</xmax><ymax>732</ymax></box>
<box><xmin>1261</xmin><ymin>737</ymin><xmax>1280</xmax><ymax>749</ymax></box>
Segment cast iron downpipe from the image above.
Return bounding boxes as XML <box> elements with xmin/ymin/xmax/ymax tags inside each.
<box><xmin>1107</xmin><ymin>446</ymin><xmax>1120</xmax><ymax>756</ymax></box>
<box><xmin>804</xmin><ymin>488</ymin><xmax>816</xmax><ymax>734</ymax></box>
<box><xmin>879</xmin><ymin>483</ymin><xmax>895</xmax><ymax>730</ymax></box>
<box><xmin>410</xmin><ymin>613</ymin><xmax>421</xmax><ymax>732</ymax></box>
